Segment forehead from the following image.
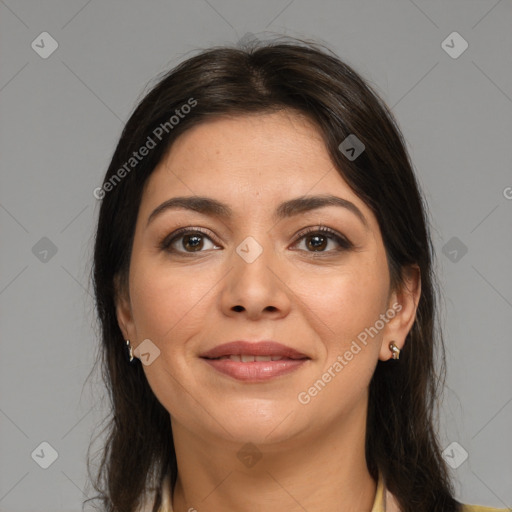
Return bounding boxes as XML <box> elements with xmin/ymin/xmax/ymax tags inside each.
<box><xmin>140</xmin><ymin>111</ymin><xmax>371</xmax><ymax>223</ymax></box>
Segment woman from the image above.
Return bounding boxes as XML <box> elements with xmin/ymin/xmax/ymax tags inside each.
<box><xmin>88</xmin><ymin>37</ymin><xmax>508</xmax><ymax>512</ymax></box>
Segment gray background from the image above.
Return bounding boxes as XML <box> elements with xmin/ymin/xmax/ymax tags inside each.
<box><xmin>1</xmin><ymin>1</ymin><xmax>511</xmax><ymax>510</ymax></box>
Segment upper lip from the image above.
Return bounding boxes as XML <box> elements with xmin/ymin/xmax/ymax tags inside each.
<box><xmin>200</xmin><ymin>341</ymin><xmax>309</xmax><ymax>360</ymax></box>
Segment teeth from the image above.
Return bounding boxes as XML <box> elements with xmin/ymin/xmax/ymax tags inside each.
<box><xmin>216</xmin><ymin>354</ymin><xmax>286</xmax><ymax>362</ymax></box>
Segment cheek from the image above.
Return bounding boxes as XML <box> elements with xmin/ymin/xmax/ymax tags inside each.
<box><xmin>129</xmin><ymin>255</ymin><xmax>221</xmax><ymax>344</ymax></box>
<box><xmin>294</xmin><ymin>266</ymin><xmax>387</xmax><ymax>413</ymax></box>
<box><xmin>292</xmin><ymin>258</ymin><xmax>389</xmax><ymax>342</ymax></box>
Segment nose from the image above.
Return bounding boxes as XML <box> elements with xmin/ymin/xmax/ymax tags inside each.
<box><xmin>220</xmin><ymin>236</ymin><xmax>292</xmax><ymax>321</ymax></box>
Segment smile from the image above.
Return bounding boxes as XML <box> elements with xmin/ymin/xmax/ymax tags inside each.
<box><xmin>213</xmin><ymin>354</ymin><xmax>288</xmax><ymax>362</ymax></box>
<box><xmin>201</xmin><ymin>356</ymin><xmax>308</xmax><ymax>381</ymax></box>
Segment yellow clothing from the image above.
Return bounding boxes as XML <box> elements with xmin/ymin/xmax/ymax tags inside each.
<box><xmin>139</xmin><ymin>471</ymin><xmax>510</xmax><ymax>512</ymax></box>
<box><xmin>462</xmin><ymin>507</ymin><xmax>511</xmax><ymax>512</ymax></box>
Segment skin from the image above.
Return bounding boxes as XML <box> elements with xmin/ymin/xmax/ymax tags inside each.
<box><xmin>116</xmin><ymin>110</ymin><xmax>421</xmax><ymax>512</ymax></box>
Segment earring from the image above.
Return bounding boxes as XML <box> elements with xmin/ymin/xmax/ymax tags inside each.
<box><xmin>389</xmin><ymin>342</ymin><xmax>400</xmax><ymax>360</ymax></box>
<box><xmin>126</xmin><ymin>339</ymin><xmax>134</xmax><ymax>362</ymax></box>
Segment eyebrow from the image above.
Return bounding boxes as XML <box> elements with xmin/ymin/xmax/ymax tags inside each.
<box><xmin>146</xmin><ymin>194</ymin><xmax>369</xmax><ymax>229</ymax></box>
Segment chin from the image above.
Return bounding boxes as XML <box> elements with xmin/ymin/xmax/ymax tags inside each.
<box><xmin>215</xmin><ymin>404</ymin><xmax>306</xmax><ymax>445</ymax></box>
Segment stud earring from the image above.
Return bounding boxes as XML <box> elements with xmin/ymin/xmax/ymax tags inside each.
<box><xmin>126</xmin><ymin>339</ymin><xmax>134</xmax><ymax>362</ymax></box>
<box><xmin>389</xmin><ymin>342</ymin><xmax>400</xmax><ymax>360</ymax></box>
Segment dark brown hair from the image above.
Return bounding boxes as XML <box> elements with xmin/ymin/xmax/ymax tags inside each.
<box><xmin>88</xmin><ymin>35</ymin><xmax>460</xmax><ymax>512</ymax></box>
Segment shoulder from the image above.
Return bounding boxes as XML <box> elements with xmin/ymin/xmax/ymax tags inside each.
<box><xmin>460</xmin><ymin>504</ymin><xmax>511</xmax><ymax>512</ymax></box>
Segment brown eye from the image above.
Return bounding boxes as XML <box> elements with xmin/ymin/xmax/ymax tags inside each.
<box><xmin>305</xmin><ymin>233</ymin><xmax>328</xmax><ymax>251</ymax></box>
<box><xmin>181</xmin><ymin>233</ymin><xmax>204</xmax><ymax>251</ymax></box>
<box><xmin>293</xmin><ymin>226</ymin><xmax>353</xmax><ymax>253</ymax></box>
<box><xmin>160</xmin><ymin>228</ymin><xmax>220</xmax><ymax>254</ymax></box>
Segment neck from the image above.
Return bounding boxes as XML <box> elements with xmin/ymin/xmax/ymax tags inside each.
<box><xmin>169</xmin><ymin>400</ymin><xmax>377</xmax><ymax>512</ymax></box>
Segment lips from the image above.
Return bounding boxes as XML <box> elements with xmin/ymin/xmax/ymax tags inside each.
<box><xmin>200</xmin><ymin>341</ymin><xmax>310</xmax><ymax>382</ymax></box>
<box><xmin>200</xmin><ymin>341</ymin><xmax>309</xmax><ymax>360</ymax></box>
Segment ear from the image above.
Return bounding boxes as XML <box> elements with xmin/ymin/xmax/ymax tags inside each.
<box><xmin>114</xmin><ymin>274</ymin><xmax>137</xmax><ymax>342</ymax></box>
<box><xmin>379</xmin><ymin>264</ymin><xmax>421</xmax><ymax>361</ymax></box>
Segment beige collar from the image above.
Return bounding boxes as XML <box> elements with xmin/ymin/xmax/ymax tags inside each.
<box><xmin>373</xmin><ymin>472</ymin><xmax>402</xmax><ymax>512</ymax></box>
<box><xmin>138</xmin><ymin>470</ymin><xmax>401</xmax><ymax>512</ymax></box>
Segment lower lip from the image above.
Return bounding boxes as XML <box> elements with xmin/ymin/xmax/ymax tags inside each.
<box><xmin>201</xmin><ymin>358</ymin><xmax>308</xmax><ymax>381</ymax></box>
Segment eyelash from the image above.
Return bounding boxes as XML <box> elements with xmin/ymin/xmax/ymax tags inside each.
<box><xmin>158</xmin><ymin>225</ymin><xmax>353</xmax><ymax>255</ymax></box>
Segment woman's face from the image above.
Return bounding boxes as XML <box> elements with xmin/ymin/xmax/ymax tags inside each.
<box><xmin>116</xmin><ymin>110</ymin><xmax>419</xmax><ymax>445</ymax></box>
